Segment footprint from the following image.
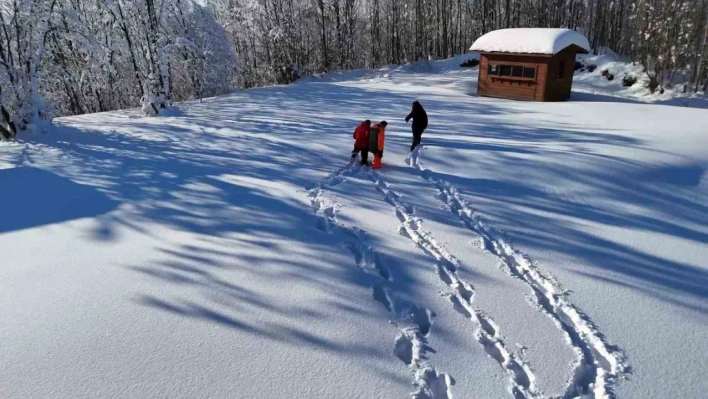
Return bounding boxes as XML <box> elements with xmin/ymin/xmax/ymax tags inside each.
<box><xmin>394</xmin><ymin>333</ymin><xmax>414</xmax><ymax>365</ymax></box>
<box><xmin>477</xmin><ymin>314</ymin><xmax>498</xmax><ymax>337</ymax></box>
<box><xmin>413</xmin><ymin>368</ymin><xmax>455</xmax><ymax>399</ymax></box>
<box><xmin>448</xmin><ymin>294</ymin><xmax>473</xmax><ymax>319</ymax></box>
<box><xmin>372</xmin><ymin>282</ymin><xmax>393</xmax><ymax>312</ymax></box>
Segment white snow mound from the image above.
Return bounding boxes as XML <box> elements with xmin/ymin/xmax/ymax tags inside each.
<box><xmin>470</xmin><ymin>28</ymin><xmax>590</xmax><ymax>55</ymax></box>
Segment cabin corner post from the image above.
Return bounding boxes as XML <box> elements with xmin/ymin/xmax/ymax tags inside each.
<box><xmin>477</xmin><ymin>53</ymin><xmax>487</xmax><ymax>97</ymax></box>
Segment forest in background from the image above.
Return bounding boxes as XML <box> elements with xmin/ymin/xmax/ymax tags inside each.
<box><xmin>1</xmin><ymin>0</ymin><xmax>707</xmax><ymax>139</ymax></box>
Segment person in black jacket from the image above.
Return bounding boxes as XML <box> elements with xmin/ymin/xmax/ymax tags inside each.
<box><xmin>405</xmin><ymin>100</ymin><xmax>428</xmax><ymax>151</ymax></box>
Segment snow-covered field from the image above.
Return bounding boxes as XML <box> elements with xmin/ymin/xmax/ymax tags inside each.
<box><xmin>1</xmin><ymin>56</ymin><xmax>706</xmax><ymax>399</ymax></box>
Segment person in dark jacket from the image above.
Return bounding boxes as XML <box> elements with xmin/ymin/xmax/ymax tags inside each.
<box><xmin>405</xmin><ymin>100</ymin><xmax>428</xmax><ymax>151</ymax></box>
<box><xmin>351</xmin><ymin>120</ymin><xmax>371</xmax><ymax>165</ymax></box>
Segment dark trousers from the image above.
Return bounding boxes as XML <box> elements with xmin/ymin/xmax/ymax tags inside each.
<box><xmin>351</xmin><ymin>147</ymin><xmax>369</xmax><ymax>165</ymax></box>
<box><xmin>411</xmin><ymin>134</ymin><xmax>422</xmax><ymax>151</ymax></box>
<box><xmin>411</xmin><ymin>125</ymin><xmax>425</xmax><ymax>151</ymax></box>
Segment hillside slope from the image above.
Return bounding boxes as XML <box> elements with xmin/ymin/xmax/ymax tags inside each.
<box><xmin>1</xmin><ymin>58</ymin><xmax>706</xmax><ymax>399</ymax></box>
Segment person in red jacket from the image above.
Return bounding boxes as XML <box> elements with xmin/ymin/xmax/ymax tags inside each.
<box><xmin>368</xmin><ymin>121</ymin><xmax>387</xmax><ymax>170</ymax></box>
<box><xmin>351</xmin><ymin>120</ymin><xmax>371</xmax><ymax>165</ymax></box>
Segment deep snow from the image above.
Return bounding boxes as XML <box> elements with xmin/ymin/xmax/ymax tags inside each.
<box><xmin>573</xmin><ymin>51</ymin><xmax>708</xmax><ymax>107</ymax></box>
<box><xmin>1</xmin><ymin>56</ymin><xmax>707</xmax><ymax>399</ymax></box>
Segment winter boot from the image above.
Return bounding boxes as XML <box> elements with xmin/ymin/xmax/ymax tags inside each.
<box><xmin>373</xmin><ymin>155</ymin><xmax>382</xmax><ymax>169</ymax></box>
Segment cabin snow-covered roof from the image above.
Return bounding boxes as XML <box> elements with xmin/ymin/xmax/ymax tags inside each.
<box><xmin>469</xmin><ymin>28</ymin><xmax>590</xmax><ymax>55</ymax></box>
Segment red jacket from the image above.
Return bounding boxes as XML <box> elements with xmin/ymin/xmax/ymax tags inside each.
<box><xmin>353</xmin><ymin>121</ymin><xmax>370</xmax><ymax>148</ymax></box>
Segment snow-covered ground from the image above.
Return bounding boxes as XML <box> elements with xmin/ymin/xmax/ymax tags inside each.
<box><xmin>1</xmin><ymin>56</ymin><xmax>706</xmax><ymax>399</ymax></box>
<box><xmin>573</xmin><ymin>50</ymin><xmax>708</xmax><ymax>108</ymax></box>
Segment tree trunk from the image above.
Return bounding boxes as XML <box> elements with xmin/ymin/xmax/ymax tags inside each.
<box><xmin>318</xmin><ymin>0</ymin><xmax>329</xmax><ymax>71</ymax></box>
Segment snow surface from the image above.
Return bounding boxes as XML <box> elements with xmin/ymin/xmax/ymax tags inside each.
<box><xmin>470</xmin><ymin>28</ymin><xmax>590</xmax><ymax>55</ymax></box>
<box><xmin>573</xmin><ymin>50</ymin><xmax>708</xmax><ymax>107</ymax></box>
<box><xmin>1</xmin><ymin>56</ymin><xmax>707</xmax><ymax>399</ymax></box>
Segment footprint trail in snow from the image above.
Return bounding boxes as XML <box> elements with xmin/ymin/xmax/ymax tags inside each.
<box><xmin>407</xmin><ymin>146</ymin><xmax>629</xmax><ymax>399</ymax></box>
<box><xmin>367</xmin><ymin>169</ymin><xmax>540</xmax><ymax>399</ymax></box>
<box><xmin>307</xmin><ymin>162</ymin><xmax>454</xmax><ymax>399</ymax></box>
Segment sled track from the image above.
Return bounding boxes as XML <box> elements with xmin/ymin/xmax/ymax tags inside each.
<box><xmin>407</xmin><ymin>146</ymin><xmax>629</xmax><ymax>399</ymax></box>
<box><xmin>307</xmin><ymin>162</ymin><xmax>454</xmax><ymax>399</ymax></box>
<box><xmin>367</xmin><ymin>169</ymin><xmax>540</xmax><ymax>399</ymax></box>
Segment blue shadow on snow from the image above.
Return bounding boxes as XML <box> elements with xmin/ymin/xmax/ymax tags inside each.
<box><xmin>0</xmin><ymin>167</ymin><xmax>119</xmax><ymax>234</ymax></box>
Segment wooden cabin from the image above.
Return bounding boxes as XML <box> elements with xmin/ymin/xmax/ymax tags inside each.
<box><xmin>469</xmin><ymin>29</ymin><xmax>590</xmax><ymax>101</ymax></box>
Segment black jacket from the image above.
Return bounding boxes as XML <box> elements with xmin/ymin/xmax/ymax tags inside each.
<box><xmin>405</xmin><ymin>101</ymin><xmax>428</xmax><ymax>134</ymax></box>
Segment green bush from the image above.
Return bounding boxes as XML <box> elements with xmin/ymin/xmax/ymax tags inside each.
<box><xmin>622</xmin><ymin>75</ymin><xmax>637</xmax><ymax>87</ymax></box>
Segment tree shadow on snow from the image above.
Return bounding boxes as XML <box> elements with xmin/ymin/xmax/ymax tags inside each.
<box><xmin>10</xmin><ymin>74</ymin><xmax>705</xmax><ymax>368</ymax></box>
<box><xmin>0</xmin><ymin>166</ymin><xmax>119</xmax><ymax>234</ymax></box>
<box><xmin>415</xmin><ymin>139</ymin><xmax>708</xmax><ymax>315</ymax></box>
<box><xmin>8</xmin><ymin>82</ymin><xmax>485</xmax><ymax>376</ymax></box>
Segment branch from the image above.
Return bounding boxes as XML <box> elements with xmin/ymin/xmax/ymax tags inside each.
<box><xmin>56</xmin><ymin>27</ymin><xmax>124</xmax><ymax>56</ymax></box>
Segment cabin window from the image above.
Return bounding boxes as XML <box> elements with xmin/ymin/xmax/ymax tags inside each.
<box><xmin>488</xmin><ymin>63</ymin><xmax>536</xmax><ymax>80</ymax></box>
<box><xmin>557</xmin><ymin>61</ymin><xmax>565</xmax><ymax>78</ymax></box>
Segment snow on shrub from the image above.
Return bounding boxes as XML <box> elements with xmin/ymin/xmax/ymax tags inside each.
<box><xmin>574</xmin><ymin>49</ymin><xmax>706</xmax><ymax>104</ymax></box>
<box><xmin>141</xmin><ymin>96</ymin><xmax>161</xmax><ymax>117</ymax></box>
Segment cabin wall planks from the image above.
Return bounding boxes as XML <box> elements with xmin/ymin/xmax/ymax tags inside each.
<box><xmin>477</xmin><ymin>46</ymin><xmax>584</xmax><ymax>102</ymax></box>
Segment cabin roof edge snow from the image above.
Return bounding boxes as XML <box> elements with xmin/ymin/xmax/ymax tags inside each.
<box><xmin>469</xmin><ymin>28</ymin><xmax>590</xmax><ymax>56</ymax></box>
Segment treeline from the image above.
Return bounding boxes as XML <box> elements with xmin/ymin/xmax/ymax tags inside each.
<box><xmin>0</xmin><ymin>0</ymin><xmax>234</xmax><ymax>138</ymax></box>
<box><xmin>1</xmin><ymin>0</ymin><xmax>707</xmax><ymax>139</ymax></box>
<box><xmin>215</xmin><ymin>0</ymin><xmax>708</xmax><ymax>92</ymax></box>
